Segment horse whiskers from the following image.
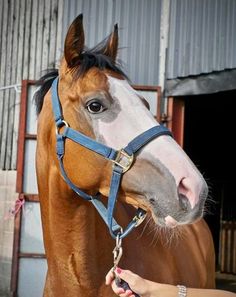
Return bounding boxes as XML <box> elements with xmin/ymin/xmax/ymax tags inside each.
<box><xmin>150</xmin><ymin>225</ymin><xmax>159</xmax><ymax>246</ymax></box>
<box><xmin>135</xmin><ymin>213</ymin><xmax>184</xmax><ymax>248</ymax></box>
<box><xmin>137</xmin><ymin>216</ymin><xmax>180</xmax><ymax>246</ymax></box>
<box><xmin>203</xmin><ymin>193</ymin><xmax>217</xmax><ymax>217</ymax></box>
<box><xmin>136</xmin><ymin>216</ymin><xmax>151</xmax><ymax>239</ymax></box>
<box><xmin>148</xmin><ymin>223</ymin><xmax>184</xmax><ymax>248</ymax></box>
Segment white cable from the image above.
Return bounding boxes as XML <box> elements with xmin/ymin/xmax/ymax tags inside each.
<box><xmin>0</xmin><ymin>84</ymin><xmax>21</xmax><ymax>93</ymax></box>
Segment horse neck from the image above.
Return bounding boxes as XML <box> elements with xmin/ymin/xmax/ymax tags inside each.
<box><xmin>39</xmin><ymin>169</ymin><xmax>213</xmax><ymax>295</ymax></box>
<box><xmin>38</xmin><ymin>166</ymin><xmax>115</xmax><ymax>294</ymax></box>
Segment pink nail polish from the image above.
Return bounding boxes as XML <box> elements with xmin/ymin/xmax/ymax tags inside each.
<box><xmin>116</xmin><ymin>267</ymin><xmax>122</xmax><ymax>274</ymax></box>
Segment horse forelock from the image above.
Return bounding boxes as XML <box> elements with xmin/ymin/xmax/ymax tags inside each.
<box><xmin>34</xmin><ymin>39</ymin><xmax>128</xmax><ymax>116</ymax></box>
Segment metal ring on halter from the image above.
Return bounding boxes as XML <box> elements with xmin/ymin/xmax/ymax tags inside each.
<box><xmin>133</xmin><ymin>209</ymin><xmax>147</xmax><ymax>227</ymax></box>
<box><xmin>56</xmin><ymin>120</ymin><xmax>69</xmax><ymax>135</ymax></box>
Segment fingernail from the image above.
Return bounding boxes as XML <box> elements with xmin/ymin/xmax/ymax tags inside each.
<box><xmin>117</xmin><ymin>288</ymin><xmax>125</xmax><ymax>294</ymax></box>
<box><xmin>116</xmin><ymin>267</ymin><xmax>122</xmax><ymax>274</ymax></box>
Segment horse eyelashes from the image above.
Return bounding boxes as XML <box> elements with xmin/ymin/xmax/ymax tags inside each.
<box><xmin>86</xmin><ymin>100</ymin><xmax>106</xmax><ymax>114</ymax></box>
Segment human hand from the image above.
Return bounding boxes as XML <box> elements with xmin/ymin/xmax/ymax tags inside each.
<box><xmin>105</xmin><ymin>267</ymin><xmax>154</xmax><ymax>297</ymax></box>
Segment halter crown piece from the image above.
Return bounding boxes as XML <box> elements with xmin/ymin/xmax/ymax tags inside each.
<box><xmin>51</xmin><ymin>77</ymin><xmax>173</xmax><ymax>239</ymax></box>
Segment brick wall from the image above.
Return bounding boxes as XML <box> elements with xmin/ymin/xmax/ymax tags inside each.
<box><xmin>0</xmin><ymin>170</ymin><xmax>17</xmax><ymax>296</ymax></box>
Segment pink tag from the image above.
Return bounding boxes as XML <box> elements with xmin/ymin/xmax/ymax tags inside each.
<box><xmin>4</xmin><ymin>197</ymin><xmax>25</xmax><ymax>220</ymax></box>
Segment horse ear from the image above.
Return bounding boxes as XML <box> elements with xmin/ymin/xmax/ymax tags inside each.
<box><xmin>64</xmin><ymin>14</ymin><xmax>85</xmax><ymax>68</ymax></box>
<box><xmin>103</xmin><ymin>24</ymin><xmax>118</xmax><ymax>61</ymax></box>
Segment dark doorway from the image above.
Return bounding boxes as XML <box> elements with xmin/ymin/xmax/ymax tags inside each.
<box><xmin>183</xmin><ymin>90</ymin><xmax>235</xmax><ymax>269</ymax></box>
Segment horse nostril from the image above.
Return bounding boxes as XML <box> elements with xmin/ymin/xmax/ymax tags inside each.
<box><xmin>178</xmin><ymin>194</ymin><xmax>191</xmax><ymax>212</ymax></box>
<box><xmin>149</xmin><ymin>198</ymin><xmax>156</xmax><ymax>205</ymax></box>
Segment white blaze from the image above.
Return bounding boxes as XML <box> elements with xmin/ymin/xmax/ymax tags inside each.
<box><xmin>93</xmin><ymin>75</ymin><xmax>205</xmax><ymax>209</ymax></box>
<box><xmin>96</xmin><ymin>76</ymin><xmax>157</xmax><ymax>149</ymax></box>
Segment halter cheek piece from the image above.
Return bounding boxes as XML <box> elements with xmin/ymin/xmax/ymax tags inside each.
<box><xmin>51</xmin><ymin>77</ymin><xmax>172</xmax><ymax>239</ymax></box>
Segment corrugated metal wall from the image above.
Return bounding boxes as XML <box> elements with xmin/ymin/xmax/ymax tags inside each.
<box><xmin>0</xmin><ymin>0</ymin><xmax>64</xmax><ymax>170</ymax></box>
<box><xmin>167</xmin><ymin>0</ymin><xmax>236</xmax><ymax>79</ymax></box>
<box><xmin>62</xmin><ymin>0</ymin><xmax>162</xmax><ymax>85</ymax></box>
<box><xmin>1</xmin><ymin>0</ymin><xmax>236</xmax><ymax>169</ymax></box>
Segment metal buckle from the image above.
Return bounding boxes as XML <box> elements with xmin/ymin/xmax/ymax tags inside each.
<box><xmin>133</xmin><ymin>210</ymin><xmax>147</xmax><ymax>227</ymax></box>
<box><xmin>56</xmin><ymin>120</ymin><xmax>69</xmax><ymax>135</ymax></box>
<box><xmin>112</xmin><ymin>149</ymin><xmax>134</xmax><ymax>173</ymax></box>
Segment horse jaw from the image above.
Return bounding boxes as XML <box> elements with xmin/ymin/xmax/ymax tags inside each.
<box><xmin>94</xmin><ymin>75</ymin><xmax>208</xmax><ymax>227</ymax></box>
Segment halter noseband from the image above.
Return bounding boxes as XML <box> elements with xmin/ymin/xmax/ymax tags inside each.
<box><xmin>51</xmin><ymin>77</ymin><xmax>172</xmax><ymax>239</ymax></box>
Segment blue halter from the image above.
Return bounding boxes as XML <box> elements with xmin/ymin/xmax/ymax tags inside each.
<box><xmin>51</xmin><ymin>77</ymin><xmax>172</xmax><ymax>239</ymax></box>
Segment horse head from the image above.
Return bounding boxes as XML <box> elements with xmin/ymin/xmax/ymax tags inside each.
<box><xmin>36</xmin><ymin>14</ymin><xmax>208</xmax><ymax>231</ymax></box>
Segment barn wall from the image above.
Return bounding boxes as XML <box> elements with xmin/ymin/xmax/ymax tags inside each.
<box><xmin>0</xmin><ymin>0</ymin><xmax>63</xmax><ymax>294</ymax></box>
<box><xmin>61</xmin><ymin>0</ymin><xmax>162</xmax><ymax>86</ymax></box>
<box><xmin>0</xmin><ymin>170</ymin><xmax>18</xmax><ymax>296</ymax></box>
<box><xmin>167</xmin><ymin>0</ymin><xmax>236</xmax><ymax>79</ymax></box>
<box><xmin>0</xmin><ymin>0</ymin><xmax>64</xmax><ymax>170</ymax></box>
<box><xmin>1</xmin><ymin>0</ymin><xmax>236</xmax><ymax>168</ymax></box>
<box><xmin>0</xmin><ymin>0</ymin><xmax>163</xmax><ymax>171</ymax></box>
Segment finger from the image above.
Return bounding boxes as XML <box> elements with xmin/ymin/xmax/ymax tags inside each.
<box><xmin>105</xmin><ymin>269</ymin><xmax>115</xmax><ymax>285</ymax></box>
<box><xmin>119</xmin><ymin>290</ymin><xmax>134</xmax><ymax>297</ymax></box>
<box><xmin>111</xmin><ymin>281</ymin><xmax>125</xmax><ymax>295</ymax></box>
<box><xmin>115</xmin><ymin>268</ymin><xmax>139</xmax><ymax>287</ymax></box>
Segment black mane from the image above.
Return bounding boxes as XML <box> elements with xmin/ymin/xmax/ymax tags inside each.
<box><xmin>34</xmin><ymin>69</ymin><xmax>58</xmax><ymax>115</ymax></box>
<box><xmin>34</xmin><ymin>36</ymin><xmax>127</xmax><ymax>115</ymax></box>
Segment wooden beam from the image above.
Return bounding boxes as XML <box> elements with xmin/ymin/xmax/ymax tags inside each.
<box><xmin>16</xmin><ymin>80</ymin><xmax>28</xmax><ymax>193</ymax></box>
<box><xmin>10</xmin><ymin>203</ymin><xmax>22</xmax><ymax>295</ymax></box>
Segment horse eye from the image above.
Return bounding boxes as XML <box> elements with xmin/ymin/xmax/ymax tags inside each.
<box><xmin>86</xmin><ymin>101</ymin><xmax>106</xmax><ymax>114</ymax></box>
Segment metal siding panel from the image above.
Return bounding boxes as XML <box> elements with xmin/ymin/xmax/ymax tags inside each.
<box><xmin>35</xmin><ymin>1</ymin><xmax>45</xmax><ymax>76</ymax></box>
<box><xmin>0</xmin><ymin>0</ymin><xmax>9</xmax><ymax>168</ymax></box>
<box><xmin>229</xmin><ymin>1</ymin><xmax>236</xmax><ymax>67</ymax></box>
<box><xmin>10</xmin><ymin>0</ymin><xmax>21</xmax><ymax>169</ymax></box>
<box><xmin>0</xmin><ymin>0</ymin><xmax>63</xmax><ymax>169</ymax></box>
<box><xmin>207</xmin><ymin>0</ymin><xmax>216</xmax><ymax>73</ymax></box>
<box><xmin>42</xmin><ymin>0</ymin><xmax>51</xmax><ymax>71</ymax></box>
<box><xmin>29</xmin><ymin>0</ymin><xmax>38</xmax><ymax>79</ymax></box>
<box><xmin>61</xmin><ymin>0</ymin><xmax>113</xmax><ymax>49</ymax></box>
<box><xmin>61</xmin><ymin>0</ymin><xmax>162</xmax><ymax>85</ymax></box>
<box><xmin>113</xmin><ymin>0</ymin><xmax>161</xmax><ymax>85</ymax></box>
<box><xmin>23</xmin><ymin>0</ymin><xmax>32</xmax><ymax>79</ymax></box>
<box><xmin>56</xmin><ymin>0</ymin><xmax>64</xmax><ymax>65</ymax></box>
<box><xmin>167</xmin><ymin>0</ymin><xmax>176</xmax><ymax>80</ymax></box>
<box><xmin>0</xmin><ymin>0</ymin><xmax>3</xmax><ymax>52</ymax></box>
<box><xmin>49</xmin><ymin>0</ymin><xmax>59</xmax><ymax>68</ymax></box>
<box><xmin>0</xmin><ymin>0</ymin><xmax>12</xmax><ymax>169</ymax></box>
<box><xmin>167</xmin><ymin>0</ymin><xmax>236</xmax><ymax>79</ymax></box>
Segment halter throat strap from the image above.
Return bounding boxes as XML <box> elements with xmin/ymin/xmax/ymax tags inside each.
<box><xmin>51</xmin><ymin>77</ymin><xmax>172</xmax><ymax>239</ymax></box>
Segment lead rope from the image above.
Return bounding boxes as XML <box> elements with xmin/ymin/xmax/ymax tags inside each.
<box><xmin>112</xmin><ymin>233</ymin><xmax>188</xmax><ymax>297</ymax></box>
<box><xmin>112</xmin><ymin>231</ymin><xmax>140</xmax><ymax>297</ymax></box>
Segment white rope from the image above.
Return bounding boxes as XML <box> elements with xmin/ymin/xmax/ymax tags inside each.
<box><xmin>0</xmin><ymin>84</ymin><xmax>21</xmax><ymax>93</ymax></box>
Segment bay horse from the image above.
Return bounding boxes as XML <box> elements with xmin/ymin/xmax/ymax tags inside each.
<box><xmin>35</xmin><ymin>14</ymin><xmax>215</xmax><ymax>297</ymax></box>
